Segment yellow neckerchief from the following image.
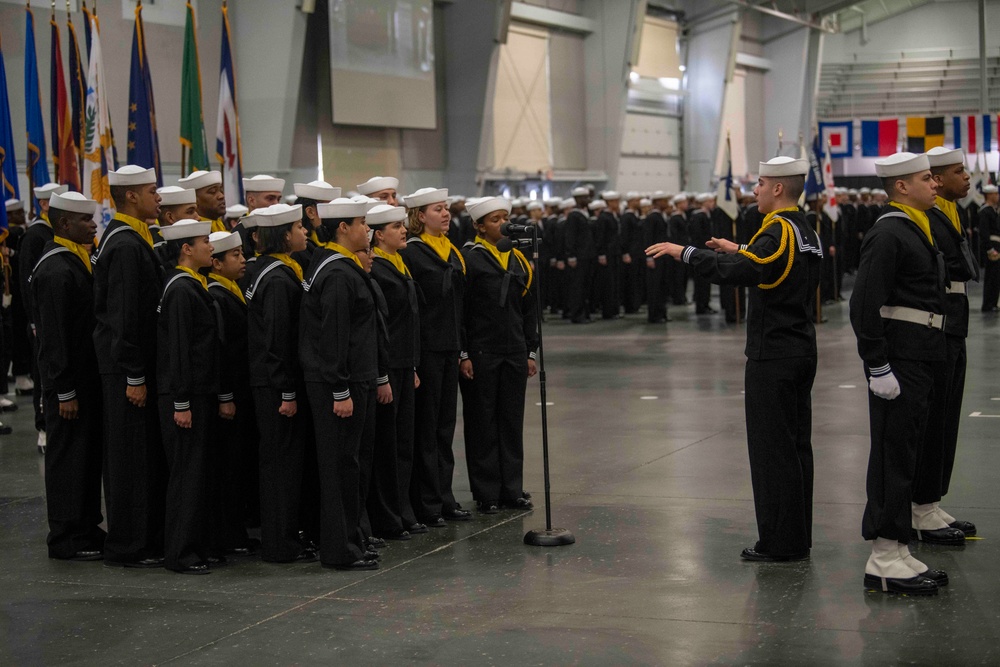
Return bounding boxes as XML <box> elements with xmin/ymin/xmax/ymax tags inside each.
<box><xmin>176</xmin><ymin>265</ymin><xmax>209</xmax><ymax>290</ymax></box>
<box><xmin>474</xmin><ymin>235</ymin><xmax>510</xmax><ymax>270</ymax></box>
<box><xmin>54</xmin><ymin>235</ymin><xmax>92</xmax><ymax>274</ymax></box>
<box><xmin>473</xmin><ymin>236</ymin><xmax>534</xmax><ymax>293</ymax></box>
<box><xmin>934</xmin><ymin>196</ymin><xmax>962</xmax><ymax>236</ymax></box>
<box><xmin>737</xmin><ymin>206</ymin><xmax>798</xmax><ymax>290</ymax></box>
<box><xmin>322</xmin><ymin>241</ymin><xmax>363</xmax><ymax>269</ymax></box>
<box><xmin>269</xmin><ymin>253</ymin><xmax>304</xmax><ymax>282</ymax></box>
<box><xmin>373</xmin><ymin>246</ymin><xmax>411</xmax><ymax>277</ymax></box>
<box><xmin>115</xmin><ymin>212</ymin><xmax>154</xmax><ymax>248</ymax></box>
<box><xmin>41</xmin><ymin>211</ymin><xmax>49</xmax><ymax>224</ymax></box>
<box><xmin>310</xmin><ymin>230</ymin><xmax>321</xmax><ymax>246</ymax></box>
<box><xmin>420</xmin><ymin>232</ymin><xmax>466</xmax><ymax>273</ymax></box>
<box><xmin>209</xmin><ymin>272</ymin><xmax>246</xmax><ymax>304</ymax></box>
<box><xmin>890</xmin><ymin>202</ymin><xmax>934</xmax><ymax>246</ymax></box>
<box><xmin>203</xmin><ymin>217</ymin><xmax>227</xmax><ymax>234</ymax></box>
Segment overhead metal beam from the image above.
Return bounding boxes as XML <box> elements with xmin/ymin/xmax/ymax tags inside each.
<box><xmin>509</xmin><ymin>2</ymin><xmax>596</xmax><ymax>35</ymax></box>
<box><xmin>726</xmin><ymin>0</ymin><xmax>838</xmax><ymax>32</ymax></box>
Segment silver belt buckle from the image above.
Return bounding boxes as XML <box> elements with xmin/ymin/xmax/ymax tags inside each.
<box><xmin>927</xmin><ymin>313</ymin><xmax>935</xmax><ymax>328</ymax></box>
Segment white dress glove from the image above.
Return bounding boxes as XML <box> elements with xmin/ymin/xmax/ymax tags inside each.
<box><xmin>869</xmin><ymin>372</ymin><xmax>901</xmax><ymax>400</ymax></box>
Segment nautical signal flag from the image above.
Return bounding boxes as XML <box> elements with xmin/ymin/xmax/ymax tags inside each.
<box><xmin>215</xmin><ymin>2</ymin><xmax>243</xmax><ymax>207</ymax></box>
<box><xmin>906</xmin><ymin>116</ymin><xmax>945</xmax><ymax>153</ymax></box>
<box><xmin>952</xmin><ymin>115</ymin><xmax>992</xmax><ymax>154</ymax></box>
<box><xmin>861</xmin><ymin>119</ymin><xmax>899</xmax><ymax>157</ymax></box>
<box><xmin>818</xmin><ymin>121</ymin><xmax>853</xmax><ymax>157</ymax></box>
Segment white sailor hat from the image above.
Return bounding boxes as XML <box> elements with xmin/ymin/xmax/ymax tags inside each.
<box><xmin>759</xmin><ymin>156</ymin><xmax>808</xmax><ymax>177</ymax></box>
<box><xmin>511</xmin><ymin>197</ymin><xmax>526</xmax><ymax>208</ymax></box>
<box><xmin>109</xmin><ymin>165</ymin><xmax>157</xmax><ymax>186</ymax></box>
<box><xmin>588</xmin><ymin>199</ymin><xmax>607</xmax><ymax>211</ymax></box>
<box><xmin>49</xmin><ymin>191</ymin><xmax>97</xmax><ymax>215</ymax></box>
<box><xmin>543</xmin><ymin>197</ymin><xmax>562</xmax><ymax>207</ymax></box>
<box><xmin>670</xmin><ymin>194</ymin><xmax>686</xmax><ymax>204</ymax></box>
<box><xmin>834</xmin><ymin>187</ymin><xmax>846</xmax><ymax>195</ymax></box>
<box><xmin>350</xmin><ymin>195</ymin><xmax>383</xmax><ymax>212</ymax></box>
<box><xmin>356</xmin><ymin>176</ymin><xmax>399</xmax><ymax>195</ymax></box>
<box><xmin>651</xmin><ymin>190</ymin><xmax>670</xmax><ymax>201</ymax></box>
<box><xmin>848</xmin><ymin>188</ymin><xmax>859</xmax><ymax>195</ymax></box>
<box><xmin>240</xmin><ymin>213</ymin><xmax>259</xmax><ymax>229</ymax></box>
<box><xmin>571</xmin><ymin>186</ymin><xmax>589</xmax><ymax>197</ymax></box>
<box><xmin>284</xmin><ymin>195</ymin><xmax>299</xmax><ymax>205</ymax></box>
<box><xmin>925</xmin><ymin>147</ymin><xmax>964</xmax><ymax>168</ymax></box>
<box><xmin>366</xmin><ymin>204</ymin><xmax>407</xmax><ymax>227</ymax></box>
<box><xmin>5</xmin><ymin>198</ymin><xmax>21</xmax><ymax>212</ymax></box>
<box><xmin>157</xmin><ymin>186</ymin><xmax>197</xmax><ymax>206</ymax></box>
<box><xmin>160</xmin><ymin>218</ymin><xmax>211</xmax><ymax>241</ymax></box>
<box><xmin>255</xmin><ymin>203</ymin><xmax>302</xmax><ymax>227</ymax></box>
<box><xmin>209</xmin><ymin>231</ymin><xmax>242</xmax><ymax>254</ymax></box>
<box><xmin>468</xmin><ymin>197</ymin><xmax>512</xmax><ymax>221</ymax></box>
<box><xmin>225</xmin><ymin>204</ymin><xmax>249</xmax><ymax>219</ymax></box>
<box><xmin>639</xmin><ymin>198</ymin><xmax>652</xmax><ymax>207</ymax></box>
<box><xmin>447</xmin><ymin>195</ymin><xmax>466</xmax><ymax>205</ymax></box>
<box><xmin>33</xmin><ymin>183</ymin><xmax>68</xmax><ymax>200</ymax></box>
<box><xmin>403</xmin><ymin>187</ymin><xmax>448</xmax><ymax>209</ymax></box>
<box><xmin>242</xmin><ymin>174</ymin><xmax>285</xmax><ymax>192</ymax></box>
<box><xmin>526</xmin><ymin>200</ymin><xmax>543</xmax><ymax>211</ymax></box>
<box><xmin>625</xmin><ymin>191</ymin><xmax>640</xmax><ymax>200</ymax></box>
<box><xmin>601</xmin><ymin>191</ymin><xmax>620</xmax><ymax>200</ymax></box>
<box><xmin>858</xmin><ymin>187</ymin><xmax>871</xmax><ymax>195</ymax></box>
<box><xmin>318</xmin><ymin>197</ymin><xmax>367</xmax><ymax>220</ymax></box>
<box><xmin>874</xmin><ymin>152</ymin><xmax>930</xmax><ymax>178</ymax></box>
<box><xmin>178</xmin><ymin>170</ymin><xmax>222</xmax><ymax>190</ymax></box>
<box><xmin>559</xmin><ymin>198</ymin><xmax>576</xmax><ymax>210</ymax></box>
<box><xmin>983</xmin><ymin>184</ymin><xmax>999</xmax><ymax>194</ymax></box>
<box><xmin>696</xmin><ymin>192</ymin><xmax>715</xmax><ymax>202</ymax></box>
<box><xmin>294</xmin><ymin>180</ymin><xmax>341</xmax><ymax>201</ymax></box>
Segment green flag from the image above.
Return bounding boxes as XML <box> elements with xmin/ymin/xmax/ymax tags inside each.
<box><xmin>180</xmin><ymin>1</ymin><xmax>208</xmax><ymax>173</ymax></box>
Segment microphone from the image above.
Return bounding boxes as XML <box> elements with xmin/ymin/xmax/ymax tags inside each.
<box><xmin>497</xmin><ymin>237</ymin><xmax>534</xmax><ymax>252</ymax></box>
<box><xmin>501</xmin><ymin>221</ymin><xmax>534</xmax><ymax>236</ymax></box>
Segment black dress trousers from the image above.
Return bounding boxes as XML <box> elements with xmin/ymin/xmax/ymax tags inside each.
<box><xmin>463</xmin><ymin>352</ymin><xmax>528</xmax><ymax>504</ymax></box>
<box><xmin>368</xmin><ymin>368</ymin><xmax>410</xmax><ymax>536</ymax></box>
<box><xmin>744</xmin><ymin>356</ymin><xmax>816</xmax><ymax>556</ymax></box>
<box><xmin>160</xmin><ymin>394</ymin><xmax>214</xmax><ymax>571</ymax></box>
<box><xmin>102</xmin><ymin>374</ymin><xmax>166</xmax><ymax>563</ymax></box>
<box><xmin>307</xmin><ymin>382</ymin><xmax>369</xmax><ymax>567</ymax></box>
<box><xmin>411</xmin><ymin>350</ymin><xmax>460</xmax><ymax>520</ymax></box>
<box><xmin>43</xmin><ymin>385</ymin><xmax>106</xmax><ymax>558</ymax></box>
<box><xmin>913</xmin><ymin>336</ymin><xmax>964</xmax><ymax>503</ymax></box>
<box><xmin>254</xmin><ymin>386</ymin><xmax>308</xmax><ymax>562</ymax></box>
<box><xmin>862</xmin><ymin>358</ymin><xmax>940</xmax><ymax>543</ymax></box>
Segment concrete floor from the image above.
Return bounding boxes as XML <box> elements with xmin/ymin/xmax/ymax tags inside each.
<box><xmin>2</xmin><ymin>279</ymin><xmax>1000</xmax><ymax>665</ymax></box>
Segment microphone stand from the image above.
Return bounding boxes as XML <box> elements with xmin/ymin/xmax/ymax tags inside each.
<box><xmin>520</xmin><ymin>225</ymin><xmax>576</xmax><ymax>547</ymax></box>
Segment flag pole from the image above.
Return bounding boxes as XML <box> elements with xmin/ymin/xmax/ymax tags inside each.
<box><xmin>727</xmin><ymin>130</ymin><xmax>741</xmax><ymax>325</ymax></box>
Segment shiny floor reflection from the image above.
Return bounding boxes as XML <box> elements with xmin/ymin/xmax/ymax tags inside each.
<box><xmin>2</xmin><ymin>281</ymin><xmax>999</xmax><ymax>665</ymax></box>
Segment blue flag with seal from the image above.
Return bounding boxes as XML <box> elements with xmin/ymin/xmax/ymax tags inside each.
<box><xmin>25</xmin><ymin>7</ymin><xmax>51</xmax><ymax>215</ymax></box>
<box><xmin>0</xmin><ymin>33</ymin><xmax>17</xmax><ymax>240</ymax></box>
<box><xmin>127</xmin><ymin>3</ymin><xmax>162</xmax><ymax>185</ymax></box>
<box><xmin>804</xmin><ymin>134</ymin><xmax>825</xmax><ymax>200</ymax></box>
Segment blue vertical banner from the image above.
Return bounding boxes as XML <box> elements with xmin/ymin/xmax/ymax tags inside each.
<box><xmin>25</xmin><ymin>7</ymin><xmax>51</xmax><ymax>215</ymax></box>
<box><xmin>127</xmin><ymin>3</ymin><xmax>162</xmax><ymax>184</ymax></box>
<box><xmin>0</xmin><ymin>33</ymin><xmax>17</xmax><ymax>240</ymax></box>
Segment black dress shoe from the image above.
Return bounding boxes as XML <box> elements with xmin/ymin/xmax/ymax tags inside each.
<box><xmin>382</xmin><ymin>531</ymin><xmax>411</xmax><ymax>541</ymax></box>
<box><xmin>406</xmin><ymin>522</ymin><xmax>429</xmax><ymax>534</ymax></box>
<box><xmin>206</xmin><ymin>555</ymin><xmax>228</xmax><ymax>567</ymax></box>
<box><xmin>330</xmin><ymin>559</ymin><xmax>379</xmax><ymax>571</ymax></box>
<box><xmin>478</xmin><ymin>501</ymin><xmax>500</xmax><ymax>515</ymax></box>
<box><xmin>292</xmin><ymin>550</ymin><xmax>318</xmax><ymax>563</ymax></box>
<box><xmin>297</xmin><ymin>531</ymin><xmax>319</xmax><ymax>551</ymax></box>
<box><xmin>423</xmin><ymin>516</ymin><xmax>447</xmax><ymax>528</ymax></box>
<box><xmin>443</xmin><ymin>507</ymin><xmax>472</xmax><ymax>521</ymax></box>
<box><xmin>0</xmin><ymin>402</ymin><xmax>18</xmax><ymax>412</ymax></box>
<box><xmin>106</xmin><ymin>556</ymin><xmax>165</xmax><ymax>569</ymax></box>
<box><xmin>173</xmin><ymin>563</ymin><xmax>212</xmax><ymax>576</ymax></box>
<box><xmin>367</xmin><ymin>536</ymin><xmax>387</xmax><ymax>549</ymax></box>
<box><xmin>740</xmin><ymin>547</ymin><xmax>810</xmax><ymax>562</ymax></box>
<box><xmin>364</xmin><ymin>549</ymin><xmax>382</xmax><ymax>562</ymax></box>
<box><xmin>949</xmin><ymin>520</ymin><xmax>976</xmax><ymax>537</ymax></box>
<box><xmin>0</xmin><ymin>423</ymin><xmax>12</xmax><ymax>435</ymax></box>
<box><xmin>863</xmin><ymin>573</ymin><xmax>938</xmax><ymax>595</ymax></box>
<box><xmin>65</xmin><ymin>550</ymin><xmax>104</xmax><ymax>562</ymax></box>
<box><xmin>914</xmin><ymin>568</ymin><xmax>949</xmax><ymax>586</ymax></box>
<box><xmin>911</xmin><ymin>527</ymin><xmax>966</xmax><ymax>545</ymax></box>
